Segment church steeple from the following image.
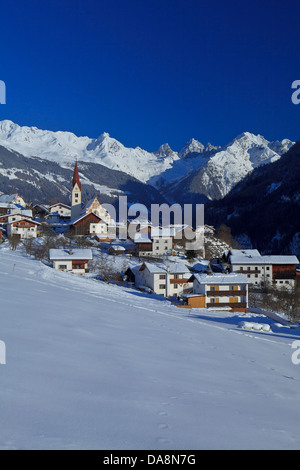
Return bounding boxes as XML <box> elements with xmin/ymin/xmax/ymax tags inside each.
<box><xmin>71</xmin><ymin>160</ymin><xmax>82</xmax><ymax>221</ymax></box>
<box><xmin>72</xmin><ymin>160</ymin><xmax>81</xmax><ymax>190</ymax></box>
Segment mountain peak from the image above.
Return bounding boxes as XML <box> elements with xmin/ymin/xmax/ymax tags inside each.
<box><xmin>154</xmin><ymin>143</ymin><xmax>176</xmax><ymax>158</ymax></box>
<box><xmin>179</xmin><ymin>138</ymin><xmax>205</xmax><ymax>158</ymax></box>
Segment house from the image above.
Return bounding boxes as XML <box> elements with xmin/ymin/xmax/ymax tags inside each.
<box><xmin>134</xmin><ymin>261</ymin><xmax>192</xmax><ymax>297</ymax></box>
<box><xmin>134</xmin><ymin>233</ymin><xmax>153</xmax><ymax>256</ymax></box>
<box><xmin>70</xmin><ymin>212</ymin><xmax>109</xmax><ymax>237</ymax></box>
<box><xmin>151</xmin><ymin>227</ymin><xmax>173</xmax><ymax>255</ymax></box>
<box><xmin>0</xmin><ymin>203</ymin><xmax>18</xmax><ymax>216</ymax></box>
<box><xmin>108</xmin><ymin>245</ymin><xmax>126</xmax><ymax>255</ymax></box>
<box><xmin>0</xmin><ymin>193</ymin><xmax>26</xmax><ymax>207</ymax></box>
<box><xmin>48</xmin><ymin>203</ymin><xmax>71</xmax><ymax>218</ymax></box>
<box><xmin>227</xmin><ymin>249</ymin><xmax>299</xmax><ymax>288</ymax></box>
<box><xmin>32</xmin><ymin>204</ymin><xmax>50</xmax><ymax>219</ymax></box>
<box><xmin>0</xmin><ymin>210</ymin><xmax>33</xmax><ymax>231</ymax></box>
<box><xmin>7</xmin><ymin>218</ymin><xmax>40</xmax><ymax>239</ymax></box>
<box><xmin>183</xmin><ymin>272</ymin><xmax>251</xmax><ymax>312</ymax></box>
<box><xmin>83</xmin><ymin>196</ymin><xmax>111</xmax><ymax>225</ymax></box>
<box><xmin>49</xmin><ymin>248</ymin><xmax>93</xmax><ymax>274</ymax></box>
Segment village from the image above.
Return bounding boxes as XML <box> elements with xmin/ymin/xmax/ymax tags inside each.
<box><xmin>0</xmin><ymin>161</ymin><xmax>299</xmax><ymax>319</ymax></box>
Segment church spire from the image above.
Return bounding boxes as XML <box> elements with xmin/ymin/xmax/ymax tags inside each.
<box><xmin>72</xmin><ymin>160</ymin><xmax>81</xmax><ymax>190</ymax></box>
<box><xmin>71</xmin><ymin>160</ymin><xmax>82</xmax><ymax>221</ymax></box>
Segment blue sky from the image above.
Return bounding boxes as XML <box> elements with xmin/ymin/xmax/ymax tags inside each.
<box><xmin>0</xmin><ymin>0</ymin><xmax>299</xmax><ymax>151</ymax></box>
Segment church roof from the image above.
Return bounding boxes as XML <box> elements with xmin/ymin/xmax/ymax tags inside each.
<box><xmin>72</xmin><ymin>161</ymin><xmax>81</xmax><ymax>190</ymax></box>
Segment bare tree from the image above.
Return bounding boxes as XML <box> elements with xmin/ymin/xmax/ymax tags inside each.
<box><xmin>8</xmin><ymin>234</ymin><xmax>21</xmax><ymax>251</ymax></box>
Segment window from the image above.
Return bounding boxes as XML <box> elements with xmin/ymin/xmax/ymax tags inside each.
<box><xmin>58</xmin><ymin>265</ymin><xmax>67</xmax><ymax>270</ymax></box>
<box><xmin>174</xmin><ymin>284</ymin><xmax>178</xmax><ymax>289</ymax></box>
<box><xmin>240</xmin><ymin>267</ymin><xmax>244</xmax><ymax>271</ymax></box>
<box><xmin>266</xmin><ymin>267</ymin><xmax>270</xmax><ymax>271</ymax></box>
<box><xmin>159</xmin><ymin>284</ymin><xmax>165</xmax><ymax>289</ymax></box>
<box><xmin>247</xmin><ymin>267</ymin><xmax>251</xmax><ymax>271</ymax></box>
<box><xmin>159</xmin><ymin>274</ymin><xmax>165</xmax><ymax>280</ymax></box>
<box><xmin>75</xmin><ymin>193</ymin><xmax>79</xmax><ymax>198</ymax></box>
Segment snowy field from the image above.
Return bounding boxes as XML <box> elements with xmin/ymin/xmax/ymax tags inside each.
<box><xmin>1</xmin><ymin>245</ymin><xmax>300</xmax><ymax>450</ymax></box>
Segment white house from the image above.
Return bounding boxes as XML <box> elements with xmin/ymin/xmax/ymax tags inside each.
<box><xmin>151</xmin><ymin>227</ymin><xmax>173</xmax><ymax>255</ymax></box>
<box><xmin>7</xmin><ymin>218</ymin><xmax>40</xmax><ymax>239</ymax></box>
<box><xmin>184</xmin><ymin>272</ymin><xmax>251</xmax><ymax>312</ymax></box>
<box><xmin>48</xmin><ymin>203</ymin><xmax>71</xmax><ymax>218</ymax></box>
<box><xmin>0</xmin><ymin>193</ymin><xmax>26</xmax><ymax>207</ymax></box>
<box><xmin>49</xmin><ymin>248</ymin><xmax>93</xmax><ymax>274</ymax></box>
<box><xmin>227</xmin><ymin>249</ymin><xmax>299</xmax><ymax>289</ymax></box>
<box><xmin>83</xmin><ymin>196</ymin><xmax>112</xmax><ymax>224</ymax></box>
<box><xmin>135</xmin><ymin>261</ymin><xmax>192</xmax><ymax>297</ymax></box>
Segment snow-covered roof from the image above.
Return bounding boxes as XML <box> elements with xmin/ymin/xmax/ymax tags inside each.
<box><xmin>192</xmin><ymin>273</ymin><xmax>252</xmax><ymax>285</ymax></box>
<box><xmin>49</xmin><ymin>203</ymin><xmax>71</xmax><ymax>209</ymax></box>
<box><xmin>7</xmin><ymin>218</ymin><xmax>40</xmax><ymax>225</ymax></box>
<box><xmin>0</xmin><ymin>194</ymin><xmax>22</xmax><ymax>204</ymax></box>
<box><xmin>49</xmin><ymin>249</ymin><xmax>93</xmax><ymax>260</ymax></box>
<box><xmin>134</xmin><ymin>233</ymin><xmax>151</xmax><ymax>243</ymax></box>
<box><xmin>0</xmin><ymin>203</ymin><xmax>17</xmax><ymax>209</ymax></box>
<box><xmin>141</xmin><ymin>261</ymin><xmax>190</xmax><ymax>275</ymax></box>
<box><xmin>230</xmin><ymin>254</ymin><xmax>299</xmax><ymax>265</ymax></box>
<box><xmin>109</xmin><ymin>245</ymin><xmax>126</xmax><ymax>251</ymax></box>
<box><xmin>71</xmin><ymin>212</ymin><xmax>107</xmax><ymax>225</ymax></box>
<box><xmin>151</xmin><ymin>227</ymin><xmax>175</xmax><ymax>238</ymax></box>
<box><xmin>9</xmin><ymin>210</ymin><xmax>33</xmax><ymax>218</ymax></box>
<box><xmin>229</xmin><ymin>249</ymin><xmax>261</xmax><ymax>257</ymax></box>
<box><xmin>189</xmin><ymin>261</ymin><xmax>210</xmax><ymax>273</ymax></box>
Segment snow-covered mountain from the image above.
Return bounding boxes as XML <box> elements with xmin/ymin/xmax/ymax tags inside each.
<box><xmin>0</xmin><ymin>120</ymin><xmax>294</xmax><ymax>203</ymax></box>
<box><xmin>0</xmin><ymin>120</ymin><xmax>179</xmax><ymax>184</ymax></box>
<box><xmin>162</xmin><ymin>132</ymin><xmax>294</xmax><ymax>202</ymax></box>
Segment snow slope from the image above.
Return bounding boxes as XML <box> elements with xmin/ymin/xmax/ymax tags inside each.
<box><xmin>1</xmin><ymin>246</ymin><xmax>300</xmax><ymax>450</ymax></box>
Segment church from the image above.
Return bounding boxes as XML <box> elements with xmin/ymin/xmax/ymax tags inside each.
<box><xmin>70</xmin><ymin>161</ymin><xmax>113</xmax><ymax>239</ymax></box>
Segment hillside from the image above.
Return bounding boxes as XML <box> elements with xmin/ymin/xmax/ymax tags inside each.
<box><xmin>205</xmin><ymin>141</ymin><xmax>300</xmax><ymax>256</ymax></box>
<box><xmin>0</xmin><ymin>145</ymin><xmax>165</xmax><ymax>207</ymax></box>
<box><xmin>1</xmin><ymin>245</ymin><xmax>300</xmax><ymax>450</ymax></box>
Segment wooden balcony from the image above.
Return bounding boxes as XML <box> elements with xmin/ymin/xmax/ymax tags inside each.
<box><xmin>206</xmin><ymin>290</ymin><xmax>247</xmax><ymax>296</ymax></box>
<box><xmin>207</xmin><ymin>302</ymin><xmax>247</xmax><ymax>309</ymax></box>
<box><xmin>237</xmin><ymin>270</ymin><xmax>261</xmax><ymax>274</ymax></box>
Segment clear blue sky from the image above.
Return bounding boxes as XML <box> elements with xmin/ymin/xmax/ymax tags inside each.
<box><xmin>0</xmin><ymin>0</ymin><xmax>300</xmax><ymax>151</ymax></box>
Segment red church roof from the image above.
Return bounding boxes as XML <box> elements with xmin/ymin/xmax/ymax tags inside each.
<box><xmin>72</xmin><ymin>161</ymin><xmax>81</xmax><ymax>190</ymax></box>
